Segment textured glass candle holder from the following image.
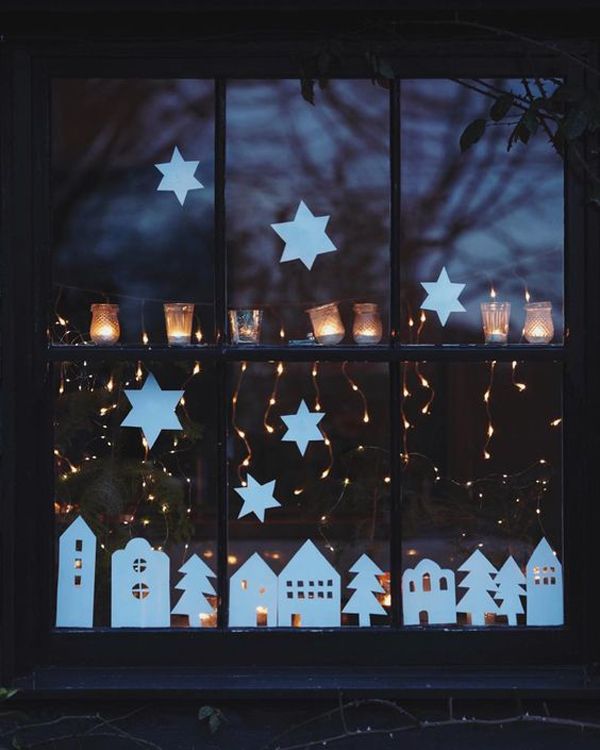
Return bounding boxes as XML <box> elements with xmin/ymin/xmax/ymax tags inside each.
<box><xmin>306</xmin><ymin>302</ymin><xmax>345</xmax><ymax>345</ymax></box>
<box><xmin>352</xmin><ymin>302</ymin><xmax>383</xmax><ymax>345</ymax></box>
<box><xmin>524</xmin><ymin>301</ymin><xmax>554</xmax><ymax>344</ymax></box>
<box><xmin>90</xmin><ymin>303</ymin><xmax>120</xmax><ymax>345</ymax></box>
<box><xmin>229</xmin><ymin>309</ymin><xmax>263</xmax><ymax>344</ymax></box>
<box><xmin>481</xmin><ymin>301</ymin><xmax>511</xmax><ymax>344</ymax></box>
<box><xmin>164</xmin><ymin>302</ymin><xmax>195</xmax><ymax>345</ymax></box>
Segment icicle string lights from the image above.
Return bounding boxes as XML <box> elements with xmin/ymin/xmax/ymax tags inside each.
<box><xmin>341</xmin><ymin>361</ymin><xmax>370</xmax><ymax>424</ymax></box>
<box><xmin>231</xmin><ymin>361</ymin><xmax>251</xmax><ymax>485</ymax></box>
<box><xmin>263</xmin><ymin>361</ymin><xmax>284</xmax><ymax>435</ymax></box>
<box><xmin>483</xmin><ymin>360</ymin><xmax>497</xmax><ymax>460</ymax></box>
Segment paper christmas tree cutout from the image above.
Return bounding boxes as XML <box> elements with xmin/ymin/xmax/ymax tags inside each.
<box><xmin>456</xmin><ymin>549</ymin><xmax>498</xmax><ymax>626</ymax></box>
<box><xmin>233</xmin><ymin>474</ymin><xmax>281</xmax><ymax>523</ymax></box>
<box><xmin>55</xmin><ymin>515</ymin><xmax>97</xmax><ymax>628</ymax></box>
<box><xmin>494</xmin><ymin>555</ymin><xmax>526</xmax><ymax>626</ymax></box>
<box><xmin>420</xmin><ymin>266</ymin><xmax>466</xmax><ymax>326</ymax></box>
<box><xmin>278</xmin><ymin>540</ymin><xmax>340</xmax><ymax>627</ymax></box>
<box><xmin>280</xmin><ymin>400</ymin><xmax>325</xmax><ymax>456</ymax></box>
<box><xmin>270</xmin><ymin>200</ymin><xmax>337</xmax><ymax>270</ymax></box>
<box><xmin>401</xmin><ymin>559</ymin><xmax>456</xmax><ymax>626</ymax></box>
<box><xmin>342</xmin><ymin>554</ymin><xmax>387</xmax><ymax>626</ymax></box>
<box><xmin>229</xmin><ymin>553</ymin><xmax>278</xmax><ymax>627</ymax></box>
<box><xmin>526</xmin><ymin>537</ymin><xmax>563</xmax><ymax>626</ymax></box>
<box><xmin>121</xmin><ymin>372</ymin><xmax>184</xmax><ymax>449</ymax></box>
<box><xmin>171</xmin><ymin>554</ymin><xmax>216</xmax><ymax>628</ymax></box>
<box><xmin>155</xmin><ymin>146</ymin><xmax>204</xmax><ymax>206</ymax></box>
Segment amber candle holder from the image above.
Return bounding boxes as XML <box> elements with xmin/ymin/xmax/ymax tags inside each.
<box><xmin>524</xmin><ymin>301</ymin><xmax>554</xmax><ymax>344</ymax></box>
<box><xmin>481</xmin><ymin>302</ymin><xmax>511</xmax><ymax>344</ymax></box>
<box><xmin>306</xmin><ymin>302</ymin><xmax>345</xmax><ymax>345</ymax></box>
<box><xmin>164</xmin><ymin>303</ymin><xmax>195</xmax><ymax>345</ymax></box>
<box><xmin>229</xmin><ymin>309</ymin><xmax>263</xmax><ymax>344</ymax></box>
<box><xmin>90</xmin><ymin>303</ymin><xmax>120</xmax><ymax>345</ymax></box>
<box><xmin>352</xmin><ymin>303</ymin><xmax>383</xmax><ymax>345</ymax></box>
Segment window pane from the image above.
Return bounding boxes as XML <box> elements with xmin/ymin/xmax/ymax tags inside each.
<box><xmin>227</xmin><ymin>80</ymin><xmax>390</xmax><ymax>347</ymax></box>
<box><xmin>400</xmin><ymin>80</ymin><xmax>564</xmax><ymax>345</ymax></box>
<box><xmin>51</xmin><ymin>79</ymin><xmax>215</xmax><ymax>346</ymax></box>
<box><xmin>227</xmin><ymin>361</ymin><xmax>390</xmax><ymax>627</ymax></box>
<box><xmin>400</xmin><ymin>361</ymin><xmax>563</xmax><ymax>627</ymax></box>
<box><xmin>54</xmin><ymin>361</ymin><xmax>217</xmax><ymax>628</ymax></box>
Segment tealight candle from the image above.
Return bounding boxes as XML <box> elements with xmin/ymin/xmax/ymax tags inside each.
<box><xmin>164</xmin><ymin>303</ymin><xmax>195</xmax><ymax>346</ymax></box>
<box><xmin>481</xmin><ymin>301</ymin><xmax>511</xmax><ymax>344</ymax></box>
<box><xmin>352</xmin><ymin>303</ymin><xmax>383</xmax><ymax>345</ymax></box>
<box><xmin>524</xmin><ymin>301</ymin><xmax>554</xmax><ymax>344</ymax></box>
<box><xmin>229</xmin><ymin>309</ymin><xmax>263</xmax><ymax>344</ymax></box>
<box><xmin>306</xmin><ymin>302</ymin><xmax>345</xmax><ymax>345</ymax></box>
<box><xmin>90</xmin><ymin>303</ymin><xmax>120</xmax><ymax>345</ymax></box>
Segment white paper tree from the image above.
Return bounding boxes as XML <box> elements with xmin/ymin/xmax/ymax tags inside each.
<box><xmin>456</xmin><ymin>549</ymin><xmax>498</xmax><ymax>626</ymax></box>
<box><xmin>494</xmin><ymin>555</ymin><xmax>526</xmax><ymax>626</ymax></box>
<box><xmin>171</xmin><ymin>554</ymin><xmax>216</xmax><ymax>628</ymax></box>
<box><xmin>342</xmin><ymin>554</ymin><xmax>387</xmax><ymax>626</ymax></box>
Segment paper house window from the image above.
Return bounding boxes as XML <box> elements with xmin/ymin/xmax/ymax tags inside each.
<box><xmin>74</xmin><ymin>575</ymin><xmax>81</xmax><ymax>586</ymax></box>
<box><xmin>133</xmin><ymin>558</ymin><xmax>147</xmax><ymax>573</ymax></box>
<box><xmin>74</xmin><ymin>558</ymin><xmax>82</xmax><ymax>569</ymax></box>
<box><xmin>132</xmin><ymin>583</ymin><xmax>150</xmax><ymax>599</ymax></box>
<box><xmin>75</xmin><ymin>540</ymin><xmax>83</xmax><ymax>552</ymax></box>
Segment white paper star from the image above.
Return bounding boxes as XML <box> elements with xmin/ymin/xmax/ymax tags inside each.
<box><xmin>155</xmin><ymin>146</ymin><xmax>204</xmax><ymax>206</ymax></box>
<box><xmin>121</xmin><ymin>373</ymin><xmax>184</xmax><ymax>449</ymax></box>
<box><xmin>420</xmin><ymin>266</ymin><xmax>467</xmax><ymax>326</ymax></box>
<box><xmin>233</xmin><ymin>474</ymin><xmax>281</xmax><ymax>523</ymax></box>
<box><xmin>270</xmin><ymin>200</ymin><xmax>337</xmax><ymax>270</ymax></box>
<box><xmin>281</xmin><ymin>399</ymin><xmax>325</xmax><ymax>456</ymax></box>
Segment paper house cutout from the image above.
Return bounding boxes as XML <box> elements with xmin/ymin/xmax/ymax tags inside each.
<box><xmin>456</xmin><ymin>549</ymin><xmax>498</xmax><ymax>626</ymax></box>
<box><xmin>55</xmin><ymin>515</ymin><xmax>97</xmax><ymax>628</ymax></box>
<box><xmin>171</xmin><ymin>554</ymin><xmax>216</xmax><ymax>628</ymax></box>
<box><xmin>278</xmin><ymin>540</ymin><xmax>340</xmax><ymax>627</ymax></box>
<box><xmin>495</xmin><ymin>555</ymin><xmax>526</xmax><ymax>626</ymax></box>
<box><xmin>402</xmin><ymin>559</ymin><xmax>456</xmax><ymax>626</ymax></box>
<box><xmin>526</xmin><ymin>537</ymin><xmax>563</xmax><ymax>626</ymax></box>
<box><xmin>342</xmin><ymin>554</ymin><xmax>387</xmax><ymax>626</ymax></box>
<box><xmin>111</xmin><ymin>538</ymin><xmax>170</xmax><ymax>627</ymax></box>
<box><xmin>229</xmin><ymin>553</ymin><xmax>278</xmax><ymax>627</ymax></box>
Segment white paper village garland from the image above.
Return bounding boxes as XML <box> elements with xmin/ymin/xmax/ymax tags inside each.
<box><xmin>56</xmin><ymin>516</ymin><xmax>562</xmax><ymax>629</ymax></box>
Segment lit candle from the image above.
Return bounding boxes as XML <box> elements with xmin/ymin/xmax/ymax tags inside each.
<box><xmin>229</xmin><ymin>309</ymin><xmax>263</xmax><ymax>344</ymax></box>
<box><xmin>352</xmin><ymin>303</ymin><xmax>383</xmax><ymax>345</ymax></box>
<box><xmin>306</xmin><ymin>302</ymin><xmax>345</xmax><ymax>345</ymax></box>
<box><xmin>90</xmin><ymin>304</ymin><xmax>120</xmax><ymax>345</ymax></box>
<box><xmin>524</xmin><ymin>302</ymin><xmax>553</xmax><ymax>344</ymax></box>
<box><xmin>481</xmin><ymin>301</ymin><xmax>511</xmax><ymax>344</ymax></box>
<box><xmin>164</xmin><ymin>303</ymin><xmax>195</xmax><ymax>346</ymax></box>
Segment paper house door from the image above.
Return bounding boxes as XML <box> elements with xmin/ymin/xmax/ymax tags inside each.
<box><xmin>402</xmin><ymin>559</ymin><xmax>456</xmax><ymax>625</ymax></box>
<box><xmin>526</xmin><ymin>537</ymin><xmax>563</xmax><ymax>626</ymax></box>
<box><xmin>229</xmin><ymin>553</ymin><xmax>278</xmax><ymax>627</ymax></box>
<box><xmin>111</xmin><ymin>538</ymin><xmax>170</xmax><ymax>627</ymax></box>
<box><xmin>277</xmin><ymin>540</ymin><xmax>340</xmax><ymax>627</ymax></box>
<box><xmin>55</xmin><ymin>515</ymin><xmax>97</xmax><ymax>628</ymax></box>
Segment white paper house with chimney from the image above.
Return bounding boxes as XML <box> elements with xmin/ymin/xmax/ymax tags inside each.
<box><xmin>229</xmin><ymin>553</ymin><xmax>278</xmax><ymax>627</ymax></box>
<box><xmin>277</xmin><ymin>540</ymin><xmax>340</xmax><ymax>627</ymax></box>
<box><xmin>55</xmin><ymin>515</ymin><xmax>97</xmax><ymax>628</ymax></box>
<box><xmin>111</xmin><ymin>538</ymin><xmax>170</xmax><ymax>627</ymax></box>
<box><xmin>526</xmin><ymin>537</ymin><xmax>563</xmax><ymax>625</ymax></box>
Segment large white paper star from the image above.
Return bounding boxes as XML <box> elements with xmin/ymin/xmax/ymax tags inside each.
<box><xmin>233</xmin><ymin>474</ymin><xmax>281</xmax><ymax>523</ymax></box>
<box><xmin>121</xmin><ymin>373</ymin><xmax>184</xmax><ymax>449</ymax></box>
<box><xmin>280</xmin><ymin>399</ymin><xmax>325</xmax><ymax>456</ymax></box>
<box><xmin>270</xmin><ymin>200</ymin><xmax>337</xmax><ymax>270</ymax></box>
<box><xmin>155</xmin><ymin>146</ymin><xmax>204</xmax><ymax>206</ymax></box>
<box><xmin>420</xmin><ymin>266</ymin><xmax>467</xmax><ymax>326</ymax></box>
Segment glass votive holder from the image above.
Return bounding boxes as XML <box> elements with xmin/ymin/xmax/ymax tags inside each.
<box><xmin>524</xmin><ymin>301</ymin><xmax>554</xmax><ymax>344</ymax></box>
<box><xmin>90</xmin><ymin>303</ymin><xmax>120</xmax><ymax>345</ymax></box>
<box><xmin>481</xmin><ymin>301</ymin><xmax>511</xmax><ymax>344</ymax></box>
<box><xmin>306</xmin><ymin>302</ymin><xmax>345</xmax><ymax>345</ymax></box>
<box><xmin>229</xmin><ymin>309</ymin><xmax>263</xmax><ymax>344</ymax></box>
<box><xmin>164</xmin><ymin>302</ymin><xmax>195</xmax><ymax>345</ymax></box>
<box><xmin>352</xmin><ymin>302</ymin><xmax>383</xmax><ymax>345</ymax></box>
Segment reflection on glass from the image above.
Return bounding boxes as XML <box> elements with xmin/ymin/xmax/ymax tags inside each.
<box><xmin>227</xmin><ymin>80</ymin><xmax>390</xmax><ymax>346</ymax></box>
<box><xmin>400</xmin><ymin>361</ymin><xmax>562</xmax><ymax>627</ymax></box>
<box><xmin>400</xmin><ymin>79</ymin><xmax>564</xmax><ymax>345</ymax></box>
<box><xmin>51</xmin><ymin>79</ymin><xmax>215</xmax><ymax>346</ymax></box>
<box><xmin>227</xmin><ymin>361</ymin><xmax>390</xmax><ymax>627</ymax></box>
<box><xmin>54</xmin><ymin>361</ymin><xmax>217</xmax><ymax>627</ymax></box>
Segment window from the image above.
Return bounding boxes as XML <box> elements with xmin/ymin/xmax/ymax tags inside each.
<box><xmin>1</xmin><ymin>44</ymin><xmax>591</xmax><ymax>686</ymax></box>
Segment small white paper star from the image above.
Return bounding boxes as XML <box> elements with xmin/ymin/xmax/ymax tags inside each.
<box><xmin>233</xmin><ymin>474</ymin><xmax>281</xmax><ymax>523</ymax></box>
<box><xmin>420</xmin><ymin>266</ymin><xmax>467</xmax><ymax>326</ymax></box>
<box><xmin>271</xmin><ymin>200</ymin><xmax>337</xmax><ymax>270</ymax></box>
<box><xmin>281</xmin><ymin>399</ymin><xmax>325</xmax><ymax>456</ymax></box>
<box><xmin>155</xmin><ymin>146</ymin><xmax>204</xmax><ymax>206</ymax></box>
<box><xmin>121</xmin><ymin>373</ymin><xmax>184</xmax><ymax>449</ymax></box>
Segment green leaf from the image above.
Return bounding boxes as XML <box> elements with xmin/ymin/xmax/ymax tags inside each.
<box><xmin>208</xmin><ymin>713</ymin><xmax>223</xmax><ymax>734</ymax></box>
<box><xmin>489</xmin><ymin>93</ymin><xmax>514</xmax><ymax>122</ymax></box>
<box><xmin>460</xmin><ymin>118</ymin><xmax>486</xmax><ymax>152</ymax></box>
<box><xmin>300</xmin><ymin>78</ymin><xmax>315</xmax><ymax>105</ymax></box>
<box><xmin>0</xmin><ymin>687</ymin><xmax>19</xmax><ymax>701</ymax></box>
<box><xmin>198</xmin><ymin>705</ymin><xmax>216</xmax><ymax>721</ymax></box>
<box><xmin>522</xmin><ymin>108</ymin><xmax>539</xmax><ymax>136</ymax></box>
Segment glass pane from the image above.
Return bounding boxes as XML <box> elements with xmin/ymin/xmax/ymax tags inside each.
<box><xmin>51</xmin><ymin>79</ymin><xmax>215</xmax><ymax>346</ymax></box>
<box><xmin>400</xmin><ymin>361</ymin><xmax>563</xmax><ymax>627</ymax></box>
<box><xmin>400</xmin><ymin>80</ymin><xmax>564</xmax><ymax>345</ymax></box>
<box><xmin>54</xmin><ymin>361</ymin><xmax>217</xmax><ymax>628</ymax></box>
<box><xmin>227</xmin><ymin>361</ymin><xmax>390</xmax><ymax>627</ymax></box>
<box><xmin>227</xmin><ymin>80</ymin><xmax>390</xmax><ymax>347</ymax></box>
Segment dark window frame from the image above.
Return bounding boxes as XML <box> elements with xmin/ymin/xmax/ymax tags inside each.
<box><xmin>1</xmin><ymin>39</ymin><xmax>597</xmax><ymax>692</ymax></box>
